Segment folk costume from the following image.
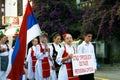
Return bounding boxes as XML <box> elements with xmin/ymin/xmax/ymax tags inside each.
<box><xmin>56</xmin><ymin>44</ymin><xmax>79</xmax><ymax>80</ymax></box>
<box><xmin>35</xmin><ymin>43</ymin><xmax>51</xmax><ymax>80</ymax></box>
<box><xmin>26</xmin><ymin>45</ymin><xmax>37</xmax><ymax>80</ymax></box>
<box><xmin>50</xmin><ymin>43</ymin><xmax>61</xmax><ymax>80</ymax></box>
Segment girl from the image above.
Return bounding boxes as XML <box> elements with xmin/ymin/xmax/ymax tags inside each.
<box><xmin>56</xmin><ymin>34</ymin><xmax>79</xmax><ymax>80</ymax></box>
<box><xmin>35</xmin><ymin>32</ymin><xmax>52</xmax><ymax>80</ymax></box>
<box><xmin>26</xmin><ymin>38</ymin><xmax>38</xmax><ymax>80</ymax></box>
<box><xmin>50</xmin><ymin>33</ymin><xmax>61</xmax><ymax>80</ymax></box>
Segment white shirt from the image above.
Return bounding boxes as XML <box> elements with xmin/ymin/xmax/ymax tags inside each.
<box><xmin>0</xmin><ymin>44</ymin><xmax>10</xmax><ymax>56</ymax></box>
<box><xmin>50</xmin><ymin>43</ymin><xmax>61</xmax><ymax>59</ymax></box>
<box><xmin>56</xmin><ymin>44</ymin><xmax>75</xmax><ymax>65</ymax></box>
<box><xmin>56</xmin><ymin>44</ymin><xmax>76</xmax><ymax>80</ymax></box>
<box><xmin>77</xmin><ymin>41</ymin><xmax>97</xmax><ymax>69</ymax></box>
<box><xmin>35</xmin><ymin>43</ymin><xmax>51</xmax><ymax>80</ymax></box>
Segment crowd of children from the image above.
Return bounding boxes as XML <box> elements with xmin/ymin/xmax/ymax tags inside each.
<box><xmin>0</xmin><ymin>31</ymin><xmax>97</xmax><ymax>80</ymax></box>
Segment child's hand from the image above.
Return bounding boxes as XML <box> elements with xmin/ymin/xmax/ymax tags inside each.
<box><xmin>69</xmin><ymin>54</ymin><xmax>73</xmax><ymax>59</ymax></box>
<box><xmin>25</xmin><ymin>62</ymin><xmax>28</xmax><ymax>69</ymax></box>
<box><xmin>52</xmin><ymin>65</ymin><xmax>55</xmax><ymax>70</ymax></box>
<box><xmin>0</xmin><ymin>48</ymin><xmax>7</xmax><ymax>52</ymax></box>
<box><xmin>67</xmin><ymin>54</ymin><xmax>73</xmax><ymax>59</ymax></box>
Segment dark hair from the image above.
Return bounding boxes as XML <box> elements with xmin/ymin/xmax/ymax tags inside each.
<box><xmin>83</xmin><ymin>31</ymin><xmax>93</xmax><ymax>36</ymax></box>
<box><xmin>0</xmin><ymin>35</ymin><xmax>6</xmax><ymax>40</ymax></box>
<box><xmin>53</xmin><ymin>33</ymin><xmax>61</xmax><ymax>39</ymax></box>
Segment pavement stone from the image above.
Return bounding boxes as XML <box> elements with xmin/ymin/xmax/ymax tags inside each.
<box><xmin>95</xmin><ymin>63</ymin><xmax>120</xmax><ymax>80</ymax></box>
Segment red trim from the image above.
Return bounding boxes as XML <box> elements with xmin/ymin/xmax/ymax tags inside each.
<box><xmin>39</xmin><ymin>43</ymin><xmax>44</xmax><ymax>52</ymax></box>
<box><xmin>42</xmin><ymin>57</ymin><xmax>50</xmax><ymax>78</ymax></box>
<box><xmin>39</xmin><ymin>44</ymin><xmax>50</xmax><ymax>78</ymax></box>
<box><xmin>62</xmin><ymin>46</ymin><xmax>68</xmax><ymax>58</ymax></box>
<box><xmin>31</xmin><ymin>47</ymin><xmax>37</xmax><ymax>72</ymax></box>
<box><xmin>62</xmin><ymin>45</ymin><xmax>79</xmax><ymax>80</ymax></box>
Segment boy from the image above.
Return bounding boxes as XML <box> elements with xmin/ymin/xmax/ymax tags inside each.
<box><xmin>77</xmin><ymin>31</ymin><xmax>97</xmax><ymax>80</ymax></box>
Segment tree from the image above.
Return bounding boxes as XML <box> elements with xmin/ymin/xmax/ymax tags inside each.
<box><xmin>81</xmin><ymin>0</ymin><xmax>120</xmax><ymax>40</ymax></box>
<box><xmin>32</xmin><ymin>0</ymin><xmax>120</xmax><ymax>41</ymax></box>
<box><xmin>31</xmin><ymin>0</ymin><xmax>83</xmax><ymax>40</ymax></box>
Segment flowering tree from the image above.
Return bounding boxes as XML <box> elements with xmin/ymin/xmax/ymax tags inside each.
<box><xmin>32</xmin><ymin>0</ymin><xmax>120</xmax><ymax>41</ymax></box>
<box><xmin>81</xmin><ymin>0</ymin><xmax>120</xmax><ymax>40</ymax></box>
<box><xmin>31</xmin><ymin>0</ymin><xmax>83</xmax><ymax>39</ymax></box>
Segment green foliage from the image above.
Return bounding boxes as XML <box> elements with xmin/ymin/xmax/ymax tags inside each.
<box><xmin>112</xmin><ymin>50</ymin><xmax>120</xmax><ymax>63</ymax></box>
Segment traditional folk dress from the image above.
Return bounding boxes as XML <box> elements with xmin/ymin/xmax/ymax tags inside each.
<box><xmin>26</xmin><ymin>46</ymin><xmax>37</xmax><ymax>80</ymax></box>
<box><xmin>77</xmin><ymin>41</ymin><xmax>97</xmax><ymax>80</ymax></box>
<box><xmin>49</xmin><ymin>43</ymin><xmax>61</xmax><ymax>80</ymax></box>
<box><xmin>0</xmin><ymin>44</ymin><xmax>10</xmax><ymax>80</ymax></box>
<box><xmin>35</xmin><ymin>43</ymin><xmax>51</xmax><ymax>80</ymax></box>
<box><xmin>56</xmin><ymin>44</ymin><xmax>79</xmax><ymax>80</ymax></box>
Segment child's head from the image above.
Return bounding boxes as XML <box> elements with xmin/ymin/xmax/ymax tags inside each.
<box><xmin>40</xmin><ymin>32</ymin><xmax>48</xmax><ymax>43</ymax></box>
<box><xmin>32</xmin><ymin>38</ymin><xmax>38</xmax><ymax>46</ymax></box>
<box><xmin>63</xmin><ymin>34</ymin><xmax>73</xmax><ymax>45</ymax></box>
<box><xmin>53</xmin><ymin>33</ymin><xmax>61</xmax><ymax>44</ymax></box>
<box><xmin>0</xmin><ymin>35</ymin><xmax>7</xmax><ymax>44</ymax></box>
<box><xmin>83</xmin><ymin>31</ymin><xmax>93</xmax><ymax>43</ymax></box>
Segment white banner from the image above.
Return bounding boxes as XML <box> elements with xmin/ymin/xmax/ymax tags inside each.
<box><xmin>72</xmin><ymin>54</ymin><xmax>96</xmax><ymax>76</ymax></box>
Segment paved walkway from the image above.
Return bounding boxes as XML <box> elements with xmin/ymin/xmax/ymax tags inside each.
<box><xmin>95</xmin><ymin>63</ymin><xmax>120</xmax><ymax>80</ymax></box>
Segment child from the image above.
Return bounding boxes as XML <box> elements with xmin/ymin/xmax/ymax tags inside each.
<box><xmin>50</xmin><ymin>33</ymin><xmax>61</xmax><ymax>80</ymax></box>
<box><xmin>26</xmin><ymin>38</ymin><xmax>38</xmax><ymax>80</ymax></box>
<box><xmin>77</xmin><ymin>31</ymin><xmax>97</xmax><ymax>80</ymax></box>
<box><xmin>56</xmin><ymin>34</ymin><xmax>79</xmax><ymax>80</ymax></box>
<box><xmin>35</xmin><ymin>32</ymin><xmax>52</xmax><ymax>80</ymax></box>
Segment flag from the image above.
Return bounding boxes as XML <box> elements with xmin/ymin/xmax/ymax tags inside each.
<box><xmin>7</xmin><ymin>1</ymin><xmax>41</xmax><ymax>80</ymax></box>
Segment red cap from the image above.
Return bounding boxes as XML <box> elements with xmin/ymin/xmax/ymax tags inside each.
<box><xmin>62</xmin><ymin>34</ymin><xmax>67</xmax><ymax>39</ymax></box>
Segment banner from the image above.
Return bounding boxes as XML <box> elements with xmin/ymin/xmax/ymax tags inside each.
<box><xmin>72</xmin><ymin>54</ymin><xmax>96</xmax><ymax>76</ymax></box>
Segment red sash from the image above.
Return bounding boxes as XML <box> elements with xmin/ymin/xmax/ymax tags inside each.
<box><xmin>62</xmin><ymin>46</ymin><xmax>80</xmax><ymax>80</ymax></box>
<box><xmin>31</xmin><ymin>47</ymin><xmax>37</xmax><ymax>72</ymax></box>
<box><xmin>39</xmin><ymin>43</ymin><xmax>50</xmax><ymax>78</ymax></box>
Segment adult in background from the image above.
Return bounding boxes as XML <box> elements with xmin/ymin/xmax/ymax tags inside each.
<box><xmin>77</xmin><ymin>31</ymin><xmax>97</xmax><ymax>80</ymax></box>
<box><xmin>0</xmin><ymin>35</ymin><xmax>10</xmax><ymax>80</ymax></box>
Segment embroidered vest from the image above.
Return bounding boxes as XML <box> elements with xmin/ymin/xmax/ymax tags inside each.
<box><xmin>62</xmin><ymin>45</ymin><xmax>79</xmax><ymax>80</ymax></box>
<box><xmin>51</xmin><ymin>44</ymin><xmax>61</xmax><ymax>69</ymax></box>
<box><xmin>39</xmin><ymin>43</ymin><xmax>50</xmax><ymax>78</ymax></box>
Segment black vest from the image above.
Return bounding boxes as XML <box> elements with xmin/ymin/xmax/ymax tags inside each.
<box><xmin>51</xmin><ymin>43</ymin><xmax>61</xmax><ymax>68</ymax></box>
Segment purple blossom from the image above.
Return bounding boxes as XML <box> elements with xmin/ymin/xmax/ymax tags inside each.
<box><xmin>41</xmin><ymin>24</ymin><xmax>46</xmax><ymax>28</ymax></box>
<box><xmin>109</xmin><ymin>19</ymin><xmax>114</xmax><ymax>24</ymax></box>
<box><xmin>50</xmin><ymin>10</ymin><xmax>61</xmax><ymax>18</ymax></box>
<box><xmin>111</xmin><ymin>8</ymin><xmax>117</xmax><ymax>14</ymax></box>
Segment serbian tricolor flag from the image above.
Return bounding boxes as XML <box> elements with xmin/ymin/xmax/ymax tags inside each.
<box><xmin>7</xmin><ymin>1</ymin><xmax>41</xmax><ymax>80</ymax></box>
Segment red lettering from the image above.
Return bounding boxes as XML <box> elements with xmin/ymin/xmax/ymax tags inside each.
<box><xmin>73</xmin><ymin>55</ymin><xmax>79</xmax><ymax>61</ymax></box>
<box><xmin>79</xmin><ymin>55</ymin><xmax>92</xmax><ymax>60</ymax></box>
<box><xmin>79</xmin><ymin>61</ymin><xmax>88</xmax><ymax>66</ymax></box>
<box><xmin>74</xmin><ymin>67</ymin><xmax>94</xmax><ymax>74</ymax></box>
